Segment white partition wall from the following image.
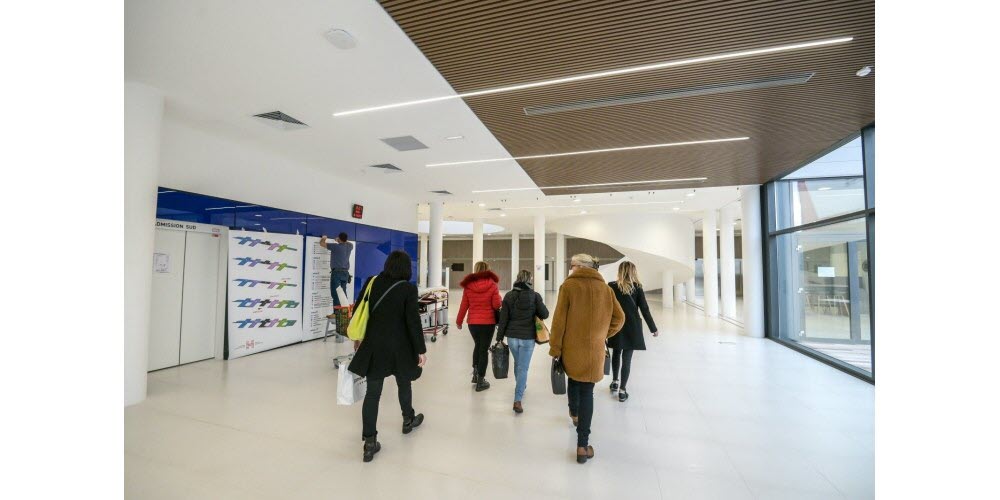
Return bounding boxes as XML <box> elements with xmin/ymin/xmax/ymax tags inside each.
<box><xmin>148</xmin><ymin>228</ymin><xmax>186</xmax><ymax>371</ymax></box>
<box><xmin>149</xmin><ymin>222</ymin><xmax>227</xmax><ymax>371</ymax></box>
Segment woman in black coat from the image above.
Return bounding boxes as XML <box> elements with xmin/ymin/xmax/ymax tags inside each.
<box><xmin>607</xmin><ymin>261</ymin><xmax>658</xmax><ymax>402</ymax></box>
<box><xmin>496</xmin><ymin>270</ymin><xmax>549</xmax><ymax>413</ymax></box>
<box><xmin>347</xmin><ymin>251</ymin><xmax>427</xmax><ymax>462</ymax></box>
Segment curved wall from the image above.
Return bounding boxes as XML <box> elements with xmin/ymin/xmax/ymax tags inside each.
<box><xmin>548</xmin><ymin>213</ymin><xmax>696</xmax><ymax>285</ymax></box>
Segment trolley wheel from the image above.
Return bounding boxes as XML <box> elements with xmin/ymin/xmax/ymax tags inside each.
<box><xmin>431</xmin><ymin>335</ymin><xmax>437</xmax><ymax>342</ymax></box>
<box><xmin>442</xmin><ymin>326</ymin><xmax>449</xmax><ymax>335</ymax></box>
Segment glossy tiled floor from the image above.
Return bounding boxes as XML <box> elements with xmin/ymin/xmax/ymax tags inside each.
<box><xmin>126</xmin><ymin>291</ymin><xmax>873</xmax><ymax>499</ymax></box>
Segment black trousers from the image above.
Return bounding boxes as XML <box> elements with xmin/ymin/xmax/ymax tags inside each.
<box><xmin>567</xmin><ymin>378</ymin><xmax>595</xmax><ymax>447</ymax></box>
<box><xmin>611</xmin><ymin>348</ymin><xmax>635</xmax><ymax>390</ymax></box>
<box><xmin>362</xmin><ymin>375</ymin><xmax>414</xmax><ymax>439</ymax></box>
<box><xmin>468</xmin><ymin>324</ymin><xmax>494</xmax><ymax>378</ymax></box>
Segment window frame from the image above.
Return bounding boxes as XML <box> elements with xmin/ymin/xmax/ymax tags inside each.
<box><xmin>762</xmin><ymin>124</ymin><xmax>875</xmax><ymax>383</ymax></box>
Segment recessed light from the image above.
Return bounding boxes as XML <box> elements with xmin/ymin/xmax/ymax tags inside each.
<box><xmin>686</xmin><ymin>191</ymin><xmax>696</xmax><ymax>197</ymax></box>
<box><xmin>427</xmin><ymin>137</ymin><xmax>748</xmax><ymax>167</ymax></box>
<box><xmin>580</xmin><ymin>210</ymin><xmax>588</xmax><ymax>215</ymax></box>
<box><xmin>573</xmin><ymin>199</ymin><xmax>582</xmax><ymax>203</ymax></box>
<box><xmin>324</xmin><ymin>29</ymin><xmax>357</xmax><ymax>50</ymax></box>
<box><xmin>333</xmin><ymin>37</ymin><xmax>854</xmax><ymax>116</ymax></box>
<box><xmin>473</xmin><ymin>177</ymin><xmax>707</xmax><ymax>193</ymax></box>
<box><xmin>499</xmin><ymin>213</ymin><xmax>507</xmax><ymax>217</ymax></box>
<box><xmin>856</xmin><ymin>65</ymin><xmax>872</xmax><ymax>77</ymax></box>
<box><xmin>478</xmin><ymin>203</ymin><xmax>486</xmax><ymax>207</ymax></box>
<box><xmin>445</xmin><ymin>135</ymin><xmax>464</xmax><ymax>140</ymax></box>
<box><xmin>503</xmin><ymin>200</ymin><xmax>683</xmax><ymax>210</ymax></box>
<box><xmin>818</xmin><ymin>187</ymin><xmax>832</xmax><ymax>191</ymax></box>
<box><xmin>673</xmin><ymin>207</ymin><xmax>681</xmax><ymax>211</ymax></box>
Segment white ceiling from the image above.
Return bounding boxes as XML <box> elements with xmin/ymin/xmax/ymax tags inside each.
<box><xmin>126</xmin><ymin>0</ymin><xmax>750</xmax><ymax>232</ymax></box>
<box><xmin>126</xmin><ymin>0</ymin><xmax>532</xmax><ymax>205</ymax></box>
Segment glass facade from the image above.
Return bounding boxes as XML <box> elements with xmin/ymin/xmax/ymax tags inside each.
<box><xmin>764</xmin><ymin>127</ymin><xmax>875</xmax><ymax>380</ymax></box>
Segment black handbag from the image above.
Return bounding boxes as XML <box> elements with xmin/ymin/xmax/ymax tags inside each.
<box><xmin>604</xmin><ymin>345</ymin><xmax>612</xmax><ymax>376</ymax></box>
<box><xmin>490</xmin><ymin>341</ymin><xmax>510</xmax><ymax>379</ymax></box>
<box><xmin>551</xmin><ymin>357</ymin><xmax>567</xmax><ymax>395</ymax></box>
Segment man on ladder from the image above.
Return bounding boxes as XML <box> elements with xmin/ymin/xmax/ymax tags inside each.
<box><xmin>321</xmin><ymin>232</ymin><xmax>354</xmax><ymax>316</ymax></box>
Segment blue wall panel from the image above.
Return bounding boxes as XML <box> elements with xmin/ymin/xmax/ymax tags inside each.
<box><xmin>156</xmin><ymin>187</ymin><xmax>419</xmax><ymax>299</ymax></box>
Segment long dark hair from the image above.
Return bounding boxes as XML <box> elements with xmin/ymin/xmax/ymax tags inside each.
<box><xmin>383</xmin><ymin>250</ymin><xmax>412</xmax><ymax>281</ymax></box>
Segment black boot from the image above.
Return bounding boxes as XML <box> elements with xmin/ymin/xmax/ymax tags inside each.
<box><xmin>475</xmin><ymin>375</ymin><xmax>491</xmax><ymax>392</ymax></box>
<box><xmin>362</xmin><ymin>435</ymin><xmax>381</xmax><ymax>462</ymax></box>
<box><xmin>402</xmin><ymin>413</ymin><xmax>424</xmax><ymax>434</ymax></box>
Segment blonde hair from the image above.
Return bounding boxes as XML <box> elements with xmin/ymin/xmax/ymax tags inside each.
<box><xmin>570</xmin><ymin>253</ymin><xmax>595</xmax><ymax>268</ymax></box>
<box><xmin>473</xmin><ymin>261</ymin><xmax>490</xmax><ymax>273</ymax></box>
<box><xmin>617</xmin><ymin>261</ymin><xmax>642</xmax><ymax>295</ymax></box>
<box><xmin>515</xmin><ymin>269</ymin><xmax>532</xmax><ymax>285</ymax></box>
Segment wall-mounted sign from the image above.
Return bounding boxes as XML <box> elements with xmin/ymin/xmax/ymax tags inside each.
<box><xmin>352</xmin><ymin>204</ymin><xmax>364</xmax><ymax>219</ymax></box>
<box><xmin>817</xmin><ymin>266</ymin><xmax>836</xmax><ymax>278</ymax></box>
<box><xmin>156</xmin><ymin>219</ymin><xmax>223</xmax><ymax>236</ymax></box>
<box><xmin>153</xmin><ymin>253</ymin><xmax>171</xmax><ymax>273</ymax></box>
<box><xmin>227</xmin><ymin>230</ymin><xmax>304</xmax><ymax>359</ymax></box>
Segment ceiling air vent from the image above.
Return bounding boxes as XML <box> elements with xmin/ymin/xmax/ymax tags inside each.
<box><xmin>523</xmin><ymin>72</ymin><xmax>816</xmax><ymax>116</ymax></box>
<box><xmin>368</xmin><ymin>163</ymin><xmax>403</xmax><ymax>173</ymax></box>
<box><xmin>487</xmin><ymin>208</ymin><xmax>504</xmax><ymax>211</ymax></box>
<box><xmin>252</xmin><ymin>111</ymin><xmax>309</xmax><ymax>130</ymax></box>
<box><xmin>381</xmin><ymin>135</ymin><xmax>428</xmax><ymax>151</ymax></box>
<box><xmin>429</xmin><ymin>190</ymin><xmax>453</xmax><ymax>195</ymax></box>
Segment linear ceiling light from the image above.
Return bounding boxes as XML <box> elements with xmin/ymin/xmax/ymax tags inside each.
<box><xmin>429</xmin><ymin>137</ymin><xmax>747</xmax><ymax>168</ymax></box>
<box><xmin>502</xmin><ymin>200</ymin><xmax>684</xmax><ymax>210</ymax></box>
<box><xmin>472</xmin><ymin>177</ymin><xmax>707</xmax><ymax>193</ymax></box>
<box><xmin>332</xmin><ymin>37</ymin><xmax>852</xmax><ymax>117</ymax></box>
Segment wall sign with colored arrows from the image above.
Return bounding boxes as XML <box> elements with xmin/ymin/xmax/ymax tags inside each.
<box><xmin>227</xmin><ymin>230</ymin><xmax>304</xmax><ymax>359</ymax></box>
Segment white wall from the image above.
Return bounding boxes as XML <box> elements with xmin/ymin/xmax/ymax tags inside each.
<box><xmin>158</xmin><ymin>113</ymin><xmax>418</xmax><ymax>233</ymax></box>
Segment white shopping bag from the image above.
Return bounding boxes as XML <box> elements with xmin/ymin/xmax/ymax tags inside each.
<box><xmin>337</xmin><ymin>363</ymin><xmax>366</xmax><ymax>405</ymax></box>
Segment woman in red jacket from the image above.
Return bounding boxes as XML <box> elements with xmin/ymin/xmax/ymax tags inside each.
<box><xmin>456</xmin><ymin>261</ymin><xmax>502</xmax><ymax>392</ymax></box>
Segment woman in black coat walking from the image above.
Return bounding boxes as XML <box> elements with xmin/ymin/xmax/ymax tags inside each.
<box><xmin>347</xmin><ymin>251</ymin><xmax>427</xmax><ymax>462</ymax></box>
<box><xmin>496</xmin><ymin>270</ymin><xmax>549</xmax><ymax>414</ymax></box>
<box><xmin>607</xmin><ymin>261</ymin><xmax>658</xmax><ymax>402</ymax></box>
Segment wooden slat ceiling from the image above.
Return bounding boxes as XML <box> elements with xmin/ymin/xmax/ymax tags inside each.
<box><xmin>380</xmin><ymin>0</ymin><xmax>874</xmax><ymax>194</ymax></box>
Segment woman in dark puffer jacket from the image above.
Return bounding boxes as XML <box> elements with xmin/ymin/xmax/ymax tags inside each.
<box><xmin>496</xmin><ymin>270</ymin><xmax>549</xmax><ymax>413</ymax></box>
<box><xmin>456</xmin><ymin>261</ymin><xmax>502</xmax><ymax>392</ymax></box>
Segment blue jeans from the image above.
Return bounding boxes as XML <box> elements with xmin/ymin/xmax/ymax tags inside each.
<box><xmin>507</xmin><ymin>338</ymin><xmax>535</xmax><ymax>402</ymax></box>
<box><xmin>330</xmin><ymin>270</ymin><xmax>350</xmax><ymax>307</ymax></box>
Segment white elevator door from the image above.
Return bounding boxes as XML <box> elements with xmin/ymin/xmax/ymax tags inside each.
<box><xmin>149</xmin><ymin>229</ymin><xmax>186</xmax><ymax>371</ymax></box>
<box><xmin>179</xmin><ymin>231</ymin><xmax>221</xmax><ymax>364</ymax></box>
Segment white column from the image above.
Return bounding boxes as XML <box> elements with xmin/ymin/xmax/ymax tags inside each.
<box><xmin>741</xmin><ymin>186</ymin><xmax>765</xmax><ymax>337</ymax></box>
<box><xmin>661</xmin><ymin>270</ymin><xmax>674</xmax><ymax>309</ymax></box>
<box><xmin>703</xmin><ymin>210</ymin><xmax>719</xmax><ymax>317</ymax></box>
<box><xmin>418</xmin><ymin>233</ymin><xmax>428</xmax><ymax>288</ymax></box>
<box><xmin>510</xmin><ymin>230</ymin><xmax>520</xmax><ymax>288</ymax></box>
<box><xmin>428</xmin><ymin>202</ymin><xmax>444</xmax><ymax>288</ymax></box>
<box><xmin>472</xmin><ymin>217</ymin><xmax>484</xmax><ymax>264</ymax></box>
<box><xmin>686</xmin><ymin>278</ymin><xmax>695</xmax><ymax>303</ymax></box>
<box><xmin>533</xmin><ymin>214</ymin><xmax>545</xmax><ymax>295</ymax></box>
<box><xmin>124</xmin><ymin>82</ymin><xmax>164</xmax><ymax>406</ymax></box>
<box><xmin>674</xmin><ymin>284</ymin><xmax>685</xmax><ymax>303</ymax></box>
<box><xmin>554</xmin><ymin>233</ymin><xmax>566</xmax><ymax>289</ymax></box>
<box><xmin>720</xmin><ymin>205</ymin><xmax>737</xmax><ymax>319</ymax></box>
